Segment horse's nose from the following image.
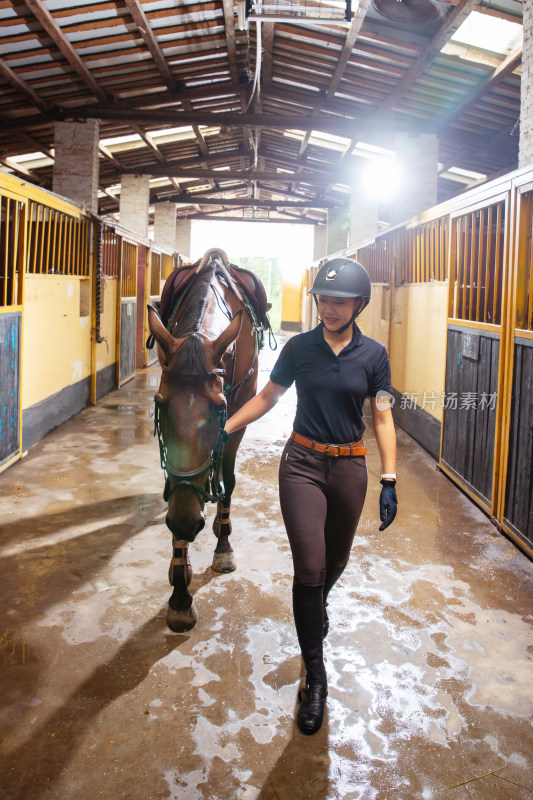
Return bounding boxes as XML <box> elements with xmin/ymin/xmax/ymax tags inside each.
<box><xmin>165</xmin><ymin>509</ymin><xmax>206</xmax><ymax>542</ymax></box>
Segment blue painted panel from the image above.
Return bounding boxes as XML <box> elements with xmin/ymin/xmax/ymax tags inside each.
<box><xmin>120</xmin><ymin>300</ymin><xmax>136</xmax><ymax>384</ymax></box>
<box><xmin>0</xmin><ymin>312</ymin><xmax>21</xmax><ymax>467</ymax></box>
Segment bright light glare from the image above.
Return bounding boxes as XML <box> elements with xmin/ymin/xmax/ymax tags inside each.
<box><xmin>361</xmin><ymin>159</ymin><xmax>399</xmax><ymax>201</ymax></box>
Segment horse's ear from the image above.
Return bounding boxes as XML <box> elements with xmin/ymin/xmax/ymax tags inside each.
<box><xmin>211</xmin><ymin>310</ymin><xmax>243</xmax><ymax>360</ymax></box>
<box><xmin>147</xmin><ymin>305</ymin><xmax>175</xmax><ymax>357</ymax></box>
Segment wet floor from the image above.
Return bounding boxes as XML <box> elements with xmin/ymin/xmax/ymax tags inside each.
<box><xmin>1</xmin><ymin>336</ymin><xmax>533</xmax><ymax>800</ymax></box>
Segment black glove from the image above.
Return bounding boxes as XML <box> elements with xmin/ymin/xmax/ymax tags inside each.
<box><xmin>379</xmin><ymin>479</ymin><xmax>397</xmax><ymax>531</ymax></box>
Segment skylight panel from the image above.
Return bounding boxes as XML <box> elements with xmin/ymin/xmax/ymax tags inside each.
<box><xmin>441</xmin><ymin>10</ymin><xmax>522</xmax><ymax>65</ymax></box>
<box><xmin>352</xmin><ymin>141</ymin><xmax>395</xmax><ymax>159</ymax></box>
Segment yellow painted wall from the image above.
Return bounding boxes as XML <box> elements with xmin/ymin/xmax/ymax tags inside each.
<box><xmin>281</xmin><ymin>276</ymin><xmax>302</xmax><ymax>328</ymax></box>
<box><xmin>357</xmin><ymin>284</ymin><xmax>391</xmax><ymax>349</ymax></box>
<box><xmin>95</xmin><ymin>277</ymin><xmax>117</xmax><ymax>374</ymax></box>
<box><xmin>389</xmin><ymin>283</ymin><xmax>448</xmax><ymax>422</ymax></box>
<box><xmin>298</xmin><ymin>281</ymin><xmax>447</xmax><ymax>422</ymax></box>
<box><xmin>22</xmin><ymin>275</ymin><xmax>92</xmax><ymax>409</ymax></box>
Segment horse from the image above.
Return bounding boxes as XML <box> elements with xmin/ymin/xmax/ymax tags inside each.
<box><xmin>147</xmin><ymin>248</ymin><xmax>271</xmax><ymax>632</ymax></box>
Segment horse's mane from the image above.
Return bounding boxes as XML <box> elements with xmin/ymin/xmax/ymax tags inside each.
<box><xmin>174</xmin><ymin>333</ymin><xmax>210</xmax><ymax>385</ymax></box>
<box><xmin>174</xmin><ymin>258</ymin><xmax>219</xmax><ymax>338</ymax></box>
<box><xmin>172</xmin><ymin>258</ymin><xmax>222</xmax><ymax>382</ymax></box>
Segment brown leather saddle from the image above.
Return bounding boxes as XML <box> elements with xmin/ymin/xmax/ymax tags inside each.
<box><xmin>159</xmin><ymin>257</ymin><xmax>272</xmax><ymax>335</ymax></box>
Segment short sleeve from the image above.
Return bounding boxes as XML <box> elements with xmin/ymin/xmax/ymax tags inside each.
<box><xmin>270</xmin><ymin>338</ymin><xmax>295</xmax><ymax>388</ymax></box>
<box><xmin>367</xmin><ymin>345</ymin><xmax>393</xmax><ymax>397</ymax></box>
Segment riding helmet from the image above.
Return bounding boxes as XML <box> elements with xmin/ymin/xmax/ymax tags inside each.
<box><xmin>309</xmin><ymin>258</ymin><xmax>371</xmax><ymax>309</ymax></box>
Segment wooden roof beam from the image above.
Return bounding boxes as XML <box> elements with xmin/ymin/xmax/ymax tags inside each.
<box><xmin>23</xmin><ymin>0</ymin><xmax>108</xmax><ymax>103</ymax></box>
<box><xmin>1</xmin><ymin>157</ymin><xmax>47</xmax><ymax>185</ymax></box>
<box><xmin>0</xmin><ymin>59</ymin><xmax>51</xmax><ymax>113</ymax></box>
<box><xmin>123</xmin><ymin>0</ymin><xmax>177</xmax><ymax>91</ymax></box>
<box><xmin>380</xmin><ymin>0</ymin><xmax>482</xmax><ymax>112</ymax></box>
<box><xmin>427</xmin><ymin>46</ymin><xmax>522</xmax><ymax>133</ymax></box>
<box><xmin>162</xmin><ymin>194</ymin><xmax>337</xmax><ymax>208</ymax></box>
<box><xmin>121</xmin><ymin>166</ymin><xmax>336</xmax><ymax>183</ymax></box>
<box><xmin>222</xmin><ymin>0</ymin><xmax>240</xmax><ymax>85</ymax></box>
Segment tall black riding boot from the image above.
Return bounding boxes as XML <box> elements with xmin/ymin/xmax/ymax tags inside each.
<box><xmin>292</xmin><ymin>579</ymin><xmax>328</xmax><ymax>735</ymax></box>
<box><xmin>322</xmin><ymin>561</ymin><xmax>346</xmax><ymax>639</ymax></box>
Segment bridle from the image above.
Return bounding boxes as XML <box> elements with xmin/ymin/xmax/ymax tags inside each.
<box><xmin>154</xmin><ymin>269</ymin><xmax>261</xmax><ymax>505</ymax></box>
<box><xmin>154</xmin><ymin>366</ymin><xmax>228</xmax><ymax>504</ymax></box>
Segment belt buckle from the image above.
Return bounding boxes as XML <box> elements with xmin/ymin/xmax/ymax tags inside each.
<box><xmin>325</xmin><ymin>444</ymin><xmax>340</xmax><ymax>457</ymax></box>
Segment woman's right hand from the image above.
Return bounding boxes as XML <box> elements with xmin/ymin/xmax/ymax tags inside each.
<box><xmin>379</xmin><ymin>480</ymin><xmax>397</xmax><ymax>530</ymax></box>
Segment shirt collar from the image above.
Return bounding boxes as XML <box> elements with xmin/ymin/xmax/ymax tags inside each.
<box><xmin>311</xmin><ymin>322</ymin><xmax>363</xmax><ymax>351</ymax></box>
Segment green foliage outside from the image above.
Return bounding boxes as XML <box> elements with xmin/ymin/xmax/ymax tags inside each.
<box><xmin>235</xmin><ymin>255</ymin><xmax>283</xmax><ymax>331</ymax></box>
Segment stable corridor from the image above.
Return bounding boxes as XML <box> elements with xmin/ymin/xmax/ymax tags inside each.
<box><xmin>1</xmin><ymin>340</ymin><xmax>532</xmax><ymax>800</ymax></box>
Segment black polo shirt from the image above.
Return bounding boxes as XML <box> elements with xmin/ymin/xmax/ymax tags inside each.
<box><xmin>270</xmin><ymin>323</ymin><xmax>392</xmax><ymax>444</ymax></box>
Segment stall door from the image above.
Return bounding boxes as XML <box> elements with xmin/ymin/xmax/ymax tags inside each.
<box><xmin>500</xmin><ymin>186</ymin><xmax>533</xmax><ymax>557</ymax></box>
<box><xmin>0</xmin><ymin>193</ymin><xmax>26</xmax><ymax>472</ymax></box>
<box><xmin>440</xmin><ymin>197</ymin><xmax>508</xmax><ymax>515</ymax></box>
<box><xmin>118</xmin><ymin>240</ymin><xmax>137</xmax><ymax>385</ymax></box>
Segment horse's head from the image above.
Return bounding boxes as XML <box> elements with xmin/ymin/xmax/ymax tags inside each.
<box><xmin>148</xmin><ymin>306</ymin><xmax>243</xmax><ymax>541</ymax></box>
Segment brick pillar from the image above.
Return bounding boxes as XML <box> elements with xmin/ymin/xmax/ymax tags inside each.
<box><xmin>327</xmin><ymin>206</ymin><xmax>349</xmax><ymax>254</ymax></box>
<box><xmin>175</xmin><ymin>218</ymin><xmax>192</xmax><ymax>259</ymax></box>
<box><xmin>119</xmin><ymin>175</ymin><xmax>151</xmax><ymax>236</ymax></box>
<box><xmin>520</xmin><ymin>0</ymin><xmax>533</xmax><ymax>167</ymax></box>
<box><xmin>53</xmin><ymin>119</ymin><xmax>99</xmax><ymax>212</ymax></box>
<box><xmin>349</xmin><ymin>191</ymin><xmax>379</xmax><ymax>248</ymax></box>
<box><xmin>313</xmin><ymin>224</ymin><xmax>327</xmax><ymax>261</ymax></box>
<box><xmin>392</xmin><ymin>133</ymin><xmax>438</xmax><ymax>224</ymax></box>
<box><xmin>154</xmin><ymin>203</ymin><xmax>176</xmax><ymax>249</ymax></box>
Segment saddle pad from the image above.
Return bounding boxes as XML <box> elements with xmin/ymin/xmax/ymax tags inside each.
<box><xmin>159</xmin><ymin>263</ymin><xmax>197</xmax><ymax>328</ymax></box>
<box><xmin>229</xmin><ymin>265</ymin><xmax>271</xmax><ymax>329</ymax></box>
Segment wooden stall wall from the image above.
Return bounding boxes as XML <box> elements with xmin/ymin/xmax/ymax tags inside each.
<box><xmin>301</xmin><ymin>165</ymin><xmax>533</xmax><ymax>557</ymax></box>
<box><xmin>0</xmin><ymin>174</ymin><xmax>183</xmax><ymax>469</ymax></box>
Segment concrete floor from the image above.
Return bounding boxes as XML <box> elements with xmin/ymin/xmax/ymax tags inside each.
<box><xmin>1</xmin><ymin>337</ymin><xmax>533</xmax><ymax>800</ymax></box>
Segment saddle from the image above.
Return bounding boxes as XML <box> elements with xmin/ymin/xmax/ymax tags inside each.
<box><xmin>159</xmin><ymin>251</ymin><xmax>272</xmax><ymax>334</ymax></box>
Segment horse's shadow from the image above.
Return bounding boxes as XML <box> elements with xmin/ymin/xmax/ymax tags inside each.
<box><xmin>0</xmin><ymin>611</ymin><xmax>187</xmax><ymax>800</ymax></box>
<box><xmin>0</xmin><ymin>493</ymin><xmax>167</xmax><ymax>623</ymax></box>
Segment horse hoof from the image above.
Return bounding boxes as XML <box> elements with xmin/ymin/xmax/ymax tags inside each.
<box><xmin>211</xmin><ymin>551</ymin><xmax>237</xmax><ymax>573</ymax></box>
<box><xmin>166</xmin><ymin>600</ymin><xmax>198</xmax><ymax>632</ymax></box>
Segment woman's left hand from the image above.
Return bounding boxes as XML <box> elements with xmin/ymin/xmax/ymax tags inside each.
<box><xmin>379</xmin><ymin>480</ymin><xmax>397</xmax><ymax>530</ymax></box>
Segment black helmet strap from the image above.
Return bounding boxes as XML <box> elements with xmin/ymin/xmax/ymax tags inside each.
<box><xmin>313</xmin><ymin>296</ymin><xmax>367</xmax><ymax>335</ymax></box>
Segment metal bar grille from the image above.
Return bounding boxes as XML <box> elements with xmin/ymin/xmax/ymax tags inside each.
<box><xmin>102</xmin><ymin>225</ymin><xmax>120</xmax><ymax>278</ymax></box>
<box><xmin>395</xmin><ymin>217</ymin><xmax>447</xmax><ymax>284</ymax></box>
<box><xmin>0</xmin><ymin>195</ymin><xmax>24</xmax><ymax>308</ymax></box>
<box><xmin>452</xmin><ymin>202</ymin><xmax>504</xmax><ymax>325</ymax></box>
<box><xmin>355</xmin><ymin>236</ymin><xmax>391</xmax><ymax>283</ymax></box>
<box><xmin>26</xmin><ymin>201</ymin><xmax>90</xmax><ymax>276</ymax></box>
<box><xmin>121</xmin><ymin>241</ymin><xmax>137</xmax><ymax>298</ymax></box>
<box><xmin>150</xmin><ymin>252</ymin><xmax>161</xmax><ymax>295</ymax></box>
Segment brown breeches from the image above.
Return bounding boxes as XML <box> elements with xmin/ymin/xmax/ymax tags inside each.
<box><xmin>278</xmin><ymin>438</ymin><xmax>368</xmax><ymax>586</ymax></box>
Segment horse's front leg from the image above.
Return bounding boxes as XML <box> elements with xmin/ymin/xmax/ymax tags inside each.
<box><xmin>167</xmin><ymin>539</ymin><xmax>198</xmax><ymax>632</ymax></box>
<box><xmin>211</xmin><ymin>442</ymin><xmax>239</xmax><ymax>573</ymax></box>
<box><xmin>212</xmin><ymin>498</ymin><xmax>236</xmax><ymax>573</ymax></box>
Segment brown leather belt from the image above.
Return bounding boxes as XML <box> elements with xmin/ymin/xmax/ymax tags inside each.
<box><xmin>290</xmin><ymin>431</ymin><xmax>366</xmax><ymax>457</ymax></box>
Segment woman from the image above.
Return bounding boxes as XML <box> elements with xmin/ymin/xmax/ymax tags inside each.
<box><xmin>224</xmin><ymin>257</ymin><xmax>398</xmax><ymax>735</ymax></box>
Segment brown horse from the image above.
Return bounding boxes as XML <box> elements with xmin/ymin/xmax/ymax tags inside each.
<box><xmin>147</xmin><ymin>248</ymin><xmax>267</xmax><ymax>632</ymax></box>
